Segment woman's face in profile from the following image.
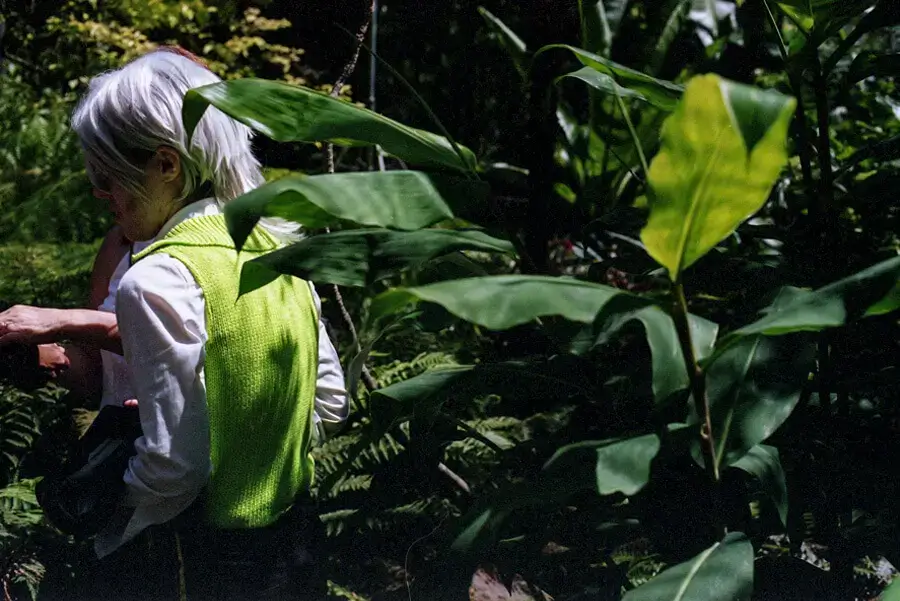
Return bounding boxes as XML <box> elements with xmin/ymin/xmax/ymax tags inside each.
<box><xmin>90</xmin><ymin>148</ymin><xmax>183</xmax><ymax>242</ymax></box>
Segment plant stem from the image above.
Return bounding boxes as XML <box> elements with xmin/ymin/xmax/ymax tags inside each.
<box><xmin>614</xmin><ymin>88</ymin><xmax>650</xmax><ymax>177</ymax></box>
<box><xmin>812</xmin><ymin>55</ymin><xmax>835</xmax><ymax>217</ymax></box>
<box><xmin>672</xmin><ymin>283</ymin><xmax>719</xmax><ymax>483</ymax></box>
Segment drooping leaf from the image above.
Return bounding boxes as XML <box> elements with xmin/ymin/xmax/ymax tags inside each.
<box><xmin>723</xmin><ymin>256</ymin><xmax>900</xmax><ymax>343</ymax></box>
<box><xmin>823</xmin><ymin>2</ymin><xmax>900</xmax><ymax>73</ymax></box>
<box><xmin>558</xmin><ymin>67</ymin><xmax>653</xmax><ymax>104</ymax></box>
<box><xmin>537</xmin><ymin>44</ymin><xmax>685</xmax><ymax>111</ymax></box>
<box><xmin>239</xmin><ymin>229</ymin><xmax>515</xmax><ymax>292</ymax></box>
<box><xmin>224</xmin><ymin>170</ymin><xmax>488</xmax><ymax>250</ymax></box>
<box><xmin>547</xmin><ymin>434</ymin><xmax>662</xmax><ymax>496</ymax></box>
<box><xmin>641</xmin><ymin>74</ymin><xmax>796</xmax><ymax>280</ymax></box>
<box><xmin>845</xmin><ymin>52</ymin><xmax>900</xmax><ymax>86</ymax></box>
<box><xmin>701</xmin><ymin>334</ymin><xmax>814</xmax><ymax>470</ymax></box>
<box><xmin>622</xmin><ymin>532</ymin><xmax>753</xmax><ymax>601</ymax></box>
<box><xmin>732</xmin><ymin>444</ymin><xmax>789</xmax><ymax>527</ymax></box>
<box><xmin>574</xmin><ymin>299</ymin><xmax>719</xmax><ymax>406</ymax></box>
<box><xmin>650</xmin><ymin>1</ymin><xmax>691</xmax><ymax>74</ymax></box>
<box><xmin>183</xmin><ymin>79</ymin><xmax>476</xmax><ymax>173</ymax></box>
<box><xmin>375</xmin><ymin>276</ymin><xmax>653</xmax><ymax>331</ymax></box>
<box><xmin>844</xmin><ymin>134</ymin><xmax>900</xmax><ymax>169</ymax></box>
<box><xmin>478</xmin><ymin>7</ymin><xmax>529</xmax><ymax>79</ymax></box>
<box><xmin>579</xmin><ymin>0</ymin><xmax>612</xmax><ymax>57</ymax></box>
<box><xmin>452</xmin><ymin>432</ymin><xmax>661</xmax><ymax>551</ymax></box>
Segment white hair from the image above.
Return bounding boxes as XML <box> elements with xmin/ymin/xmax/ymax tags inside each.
<box><xmin>71</xmin><ymin>49</ymin><xmax>297</xmax><ymax>240</ymax></box>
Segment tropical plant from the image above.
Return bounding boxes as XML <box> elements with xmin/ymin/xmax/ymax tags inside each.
<box><xmin>177</xmin><ymin>2</ymin><xmax>900</xmax><ymax>594</ymax></box>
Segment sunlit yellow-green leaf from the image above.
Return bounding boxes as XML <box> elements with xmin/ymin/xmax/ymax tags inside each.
<box><xmin>641</xmin><ymin>74</ymin><xmax>795</xmax><ymax>280</ymax></box>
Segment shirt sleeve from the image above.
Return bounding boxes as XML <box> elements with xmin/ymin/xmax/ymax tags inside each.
<box><xmin>116</xmin><ymin>255</ymin><xmax>211</xmax><ymax>510</ymax></box>
<box><xmin>309</xmin><ymin>282</ymin><xmax>349</xmax><ymax>443</ymax></box>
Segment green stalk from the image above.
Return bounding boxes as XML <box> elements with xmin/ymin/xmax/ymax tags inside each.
<box><xmin>614</xmin><ymin>88</ymin><xmax>650</xmax><ymax>177</ymax></box>
<box><xmin>672</xmin><ymin>283</ymin><xmax>719</xmax><ymax>483</ymax></box>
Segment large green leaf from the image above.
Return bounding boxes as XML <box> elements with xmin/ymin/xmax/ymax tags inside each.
<box><xmin>547</xmin><ymin>434</ymin><xmax>661</xmax><ymax>496</ymax></box>
<box><xmin>452</xmin><ymin>432</ymin><xmax>661</xmax><ymax>551</ymax></box>
<box><xmin>845</xmin><ymin>52</ymin><xmax>900</xmax><ymax>86</ymax></box>
<box><xmin>574</xmin><ymin>299</ymin><xmax>719</xmax><ymax>406</ymax></box>
<box><xmin>641</xmin><ymin>74</ymin><xmax>796</xmax><ymax>280</ymax></box>
<box><xmin>239</xmin><ymin>229</ymin><xmax>515</xmax><ymax>291</ymax></box>
<box><xmin>223</xmin><ymin>171</ymin><xmax>488</xmax><ymax>249</ymax></box>
<box><xmin>882</xmin><ymin>578</ymin><xmax>900</xmax><ymax>601</ymax></box>
<box><xmin>702</xmin><ymin>334</ymin><xmax>814</xmax><ymax>470</ymax></box>
<box><xmin>649</xmin><ymin>1</ymin><xmax>691</xmax><ymax>75</ymax></box>
<box><xmin>622</xmin><ymin>532</ymin><xmax>753</xmax><ymax>601</ymax></box>
<box><xmin>478</xmin><ymin>7</ymin><xmax>529</xmax><ymax>79</ymax></box>
<box><xmin>376</xmin><ymin>276</ymin><xmax>653</xmax><ymax>331</ymax></box>
<box><xmin>723</xmin><ymin>256</ymin><xmax>900</xmax><ymax>343</ymax></box>
<box><xmin>183</xmin><ymin>79</ymin><xmax>476</xmax><ymax>173</ymax></box>
<box><xmin>558</xmin><ymin>67</ymin><xmax>651</xmax><ymax>104</ymax></box>
<box><xmin>732</xmin><ymin>444</ymin><xmax>788</xmax><ymax>527</ymax></box>
<box><xmin>537</xmin><ymin>44</ymin><xmax>685</xmax><ymax>111</ymax></box>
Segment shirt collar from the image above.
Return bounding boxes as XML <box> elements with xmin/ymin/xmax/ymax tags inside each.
<box><xmin>154</xmin><ymin>197</ymin><xmax>221</xmax><ymax>242</ymax></box>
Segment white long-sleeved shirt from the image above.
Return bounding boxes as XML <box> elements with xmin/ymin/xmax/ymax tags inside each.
<box><xmin>94</xmin><ymin>199</ymin><xmax>348</xmax><ymax>558</ymax></box>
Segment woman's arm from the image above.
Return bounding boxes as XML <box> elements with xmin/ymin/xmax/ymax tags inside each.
<box><xmin>0</xmin><ymin>305</ymin><xmax>121</xmax><ymax>354</ymax></box>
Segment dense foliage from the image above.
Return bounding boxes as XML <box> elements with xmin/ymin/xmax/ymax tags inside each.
<box><xmin>2</xmin><ymin>1</ymin><xmax>900</xmax><ymax>600</ymax></box>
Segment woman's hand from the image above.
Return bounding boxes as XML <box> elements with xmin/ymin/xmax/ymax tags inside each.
<box><xmin>0</xmin><ymin>305</ymin><xmax>64</xmax><ymax>346</ymax></box>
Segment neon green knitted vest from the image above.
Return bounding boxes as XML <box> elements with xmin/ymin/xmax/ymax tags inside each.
<box><xmin>132</xmin><ymin>214</ymin><xmax>318</xmax><ymax>529</ymax></box>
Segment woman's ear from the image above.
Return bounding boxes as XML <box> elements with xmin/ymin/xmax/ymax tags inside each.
<box><xmin>153</xmin><ymin>146</ymin><xmax>182</xmax><ymax>183</ymax></box>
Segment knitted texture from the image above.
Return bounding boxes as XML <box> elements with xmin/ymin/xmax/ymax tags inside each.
<box><xmin>133</xmin><ymin>215</ymin><xmax>318</xmax><ymax>528</ymax></box>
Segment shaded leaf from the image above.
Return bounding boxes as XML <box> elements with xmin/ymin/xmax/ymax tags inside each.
<box><xmin>538</xmin><ymin>44</ymin><xmax>685</xmax><ymax>110</ymax></box>
<box><xmin>478</xmin><ymin>7</ymin><xmax>529</xmax><ymax>79</ymax></box>
<box><xmin>641</xmin><ymin>75</ymin><xmax>795</xmax><ymax>280</ymax></box>
<box><xmin>575</xmin><ymin>299</ymin><xmax>718</xmax><ymax>406</ymax></box>
<box><xmin>224</xmin><ymin>171</ymin><xmax>487</xmax><ymax>250</ymax></box>
<box><xmin>650</xmin><ymin>1</ymin><xmax>691</xmax><ymax>74</ymax></box>
<box><xmin>622</xmin><ymin>532</ymin><xmax>753</xmax><ymax>601</ymax></box>
<box><xmin>379</xmin><ymin>276</ymin><xmax>653</xmax><ymax>331</ymax></box>
<box><xmin>732</xmin><ymin>444</ymin><xmax>789</xmax><ymax>527</ymax></box>
<box><xmin>183</xmin><ymin>79</ymin><xmax>476</xmax><ymax>173</ymax></box>
<box><xmin>239</xmin><ymin>229</ymin><xmax>515</xmax><ymax>291</ymax></box>
<box><xmin>845</xmin><ymin>52</ymin><xmax>900</xmax><ymax>85</ymax></box>
<box><xmin>453</xmin><ymin>432</ymin><xmax>661</xmax><ymax>551</ymax></box>
<box><xmin>558</xmin><ymin>67</ymin><xmax>653</xmax><ymax>104</ymax></box>
<box><xmin>547</xmin><ymin>434</ymin><xmax>662</xmax><ymax>496</ymax></box>
<box><xmin>723</xmin><ymin>256</ymin><xmax>900</xmax><ymax>344</ymax></box>
<box><xmin>702</xmin><ymin>335</ymin><xmax>814</xmax><ymax>470</ymax></box>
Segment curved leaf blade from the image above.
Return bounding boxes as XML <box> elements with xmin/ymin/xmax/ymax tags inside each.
<box><xmin>387</xmin><ymin>276</ymin><xmax>653</xmax><ymax>331</ymax></box>
<box><xmin>537</xmin><ymin>44</ymin><xmax>685</xmax><ymax>111</ymax></box>
<box><xmin>547</xmin><ymin>434</ymin><xmax>662</xmax><ymax>496</ymax></box>
<box><xmin>183</xmin><ymin>79</ymin><xmax>476</xmax><ymax>173</ymax></box>
<box><xmin>641</xmin><ymin>75</ymin><xmax>795</xmax><ymax>280</ymax></box>
<box><xmin>478</xmin><ymin>7</ymin><xmax>529</xmax><ymax>78</ymax></box>
<box><xmin>732</xmin><ymin>444</ymin><xmax>789</xmax><ymax>527</ymax></box>
<box><xmin>240</xmin><ymin>229</ymin><xmax>515</xmax><ymax>291</ymax></box>
<box><xmin>622</xmin><ymin>532</ymin><xmax>753</xmax><ymax>601</ymax></box>
<box><xmin>224</xmin><ymin>171</ymin><xmax>487</xmax><ymax>249</ymax></box>
<box><xmin>558</xmin><ymin>67</ymin><xmax>651</xmax><ymax>104</ymax></box>
<box><xmin>703</xmin><ymin>334</ymin><xmax>814</xmax><ymax>470</ymax></box>
<box><xmin>724</xmin><ymin>256</ymin><xmax>900</xmax><ymax>342</ymax></box>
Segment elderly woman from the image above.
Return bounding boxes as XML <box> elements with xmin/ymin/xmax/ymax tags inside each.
<box><xmin>0</xmin><ymin>48</ymin><xmax>347</xmax><ymax>600</ymax></box>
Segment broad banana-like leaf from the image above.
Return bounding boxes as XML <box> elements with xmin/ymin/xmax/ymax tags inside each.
<box><xmin>622</xmin><ymin>532</ymin><xmax>753</xmax><ymax>601</ymax></box>
<box><xmin>722</xmin><ymin>256</ymin><xmax>900</xmax><ymax>344</ymax></box>
<box><xmin>373</xmin><ymin>275</ymin><xmax>654</xmax><ymax>331</ymax></box>
<box><xmin>537</xmin><ymin>44</ymin><xmax>684</xmax><ymax>111</ymax></box>
<box><xmin>845</xmin><ymin>52</ymin><xmax>900</xmax><ymax>86</ymax></box>
<box><xmin>701</xmin><ymin>334</ymin><xmax>814</xmax><ymax>471</ymax></box>
<box><xmin>238</xmin><ymin>228</ymin><xmax>515</xmax><ymax>292</ymax></box>
<box><xmin>478</xmin><ymin>7</ymin><xmax>529</xmax><ymax>79</ymax></box>
<box><xmin>558</xmin><ymin>67</ymin><xmax>655</xmax><ymax>105</ymax></box>
<box><xmin>452</xmin><ymin>432</ymin><xmax>662</xmax><ymax>551</ymax></box>
<box><xmin>183</xmin><ymin>79</ymin><xmax>476</xmax><ymax>173</ymax></box>
<box><xmin>573</xmin><ymin>299</ymin><xmax>718</xmax><ymax>406</ymax></box>
<box><xmin>641</xmin><ymin>74</ymin><xmax>795</xmax><ymax>281</ymax></box>
<box><xmin>650</xmin><ymin>1</ymin><xmax>691</xmax><ymax>74</ymax></box>
<box><xmin>732</xmin><ymin>444</ymin><xmax>789</xmax><ymax>527</ymax></box>
<box><xmin>223</xmin><ymin>171</ymin><xmax>488</xmax><ymax>250</ymax></box>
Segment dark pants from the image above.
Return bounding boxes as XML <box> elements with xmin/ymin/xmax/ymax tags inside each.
<box><xmin>79</xmin><ymin>500</ymin><xmax>327</xmax><ymax>601</ymax></box>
